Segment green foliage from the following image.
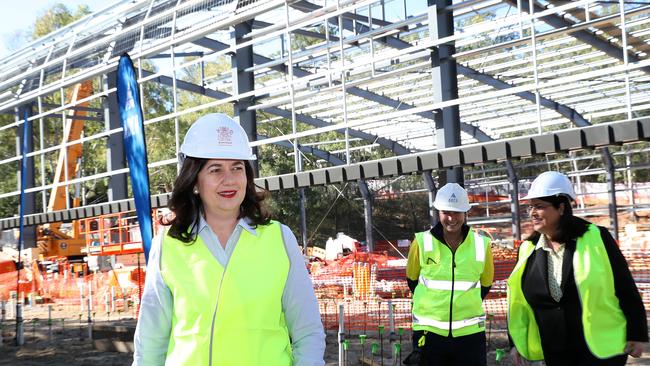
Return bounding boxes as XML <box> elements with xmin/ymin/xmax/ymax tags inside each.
<box><xmin>32</xmin><ymin>4</ymin><xmax>91</xmax><ymax>39</ymax></box>
<box><xmin>0</xmin><ymin>115</ymin><xmax>18</xmax><ymax>217</ymax></box>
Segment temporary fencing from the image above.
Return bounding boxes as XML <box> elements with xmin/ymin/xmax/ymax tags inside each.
<box><xmin>311</xmin><ymin>245</ymin><xmax>518</xmax><ymax>332</ymax></box>
<box><xmin>312</xmin><ymin>236</ymin><xmax>650</xmax><ymax>333</ymax></box>
<box><xmin>1</xmin><ymin>230</ymin><xmax>648</xmax><ymax>338</ymax></box>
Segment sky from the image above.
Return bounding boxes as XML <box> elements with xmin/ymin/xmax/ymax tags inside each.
<box><xmin>0</xmin><ymin>0</ymin><xmax>109</xmax><ymax>59</ymax></box>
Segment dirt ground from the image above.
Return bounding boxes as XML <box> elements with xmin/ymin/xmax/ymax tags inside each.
<box><xmin>1</xmin><ymin>321</ymin><xmax>650</xmax><ymax>365</ymax></box>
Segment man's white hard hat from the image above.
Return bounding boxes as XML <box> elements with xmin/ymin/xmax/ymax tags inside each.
<box><xmin>433</xmin><ymin>183</ymin><xmax>471</xmax><ymax>212</ymax></box>
<box><xmin>179</xmin><ymin>113</ymin><xmax>256</xmax><ymax>162</ymax></box>
<box><xmin>523</xmin><ymin>171</ymin><xmax>576</xmax><ymax>200</ymax></box>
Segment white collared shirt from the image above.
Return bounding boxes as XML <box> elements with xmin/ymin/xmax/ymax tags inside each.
<box><xmin>536</xmin><ymin>234</ymin><xmax>565</xmax><ymax>302</ymax></box>
<box><xmin>133</xmin><ymin>217</ymin><xmax>325</xmax><ymax>366</ymax></box>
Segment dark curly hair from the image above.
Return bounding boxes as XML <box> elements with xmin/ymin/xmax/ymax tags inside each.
<box><xmin>524</xmin><ymin>195</ymin><xmax>590</xmax><ymax>245</ymax></box>
<box><xmin>165</xmin><ymin>157</ymin><xmax>270</xmax><ymax>243</ymax></box>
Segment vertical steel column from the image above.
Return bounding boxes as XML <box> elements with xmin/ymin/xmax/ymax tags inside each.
<box><xmin>104</xmin><ymin>72</ymin><xmax>127</xmax><ymax>201</ymax></box>
<box><xmin>528</xmin><ymin>0</ymin><xmax>543</xmax><ymax>134</ymax></box>
<box><xmin>423</xmin><ymin>172</ymin><xmax>438</xmax><ymax>227</ymax></box>
<box><xmin>358</xmin><ymin>180</ymin><xmax>374</xmax><ymax>251</ymax></box>
<box><xmin>232</xmin><ymin>20</ymin><xmax>258</xmax><ymax>175</ymax></box>
<box><xmin>506</xmin><ymin>162</ymin><xmax>521</xmax><ymax>241</ymax></box>
<box><xmin>299</xmin><ymin>187</ymin><xmax>308</xmax><ymax>249</ymax></box>
<box><xmin>625</xmin><ymin>148</ymin><xmax>636</xmax><ymax>222</ymax></box>
<box><xmin>604</xmin><ymin>156</ymin><xmax>619</xmax><ymax>241</ymax></box>
<box><xmin>619</xmin><ymin>0</ymin><xmax>633</xmax><ymax>119</ymax></box>
<box><xmin>284</xmin><ymin>1</ymin><xmax>307</xmax><ymax>251</ymax></box>
<box><xmin>16</xmin><ymin>105</ymin><xmax>36</xmax><ymax>249</ymax></box>
<box><xmin>429</xmin><ymin>0</ymin><xmax>462</xmax><ymax>185</ymax></box>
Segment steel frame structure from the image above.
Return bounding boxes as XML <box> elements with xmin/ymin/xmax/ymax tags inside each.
<box><xmin>1</xmin><ymin>0</ymin><xmax>649</xmax><ymax>246</ymax></box>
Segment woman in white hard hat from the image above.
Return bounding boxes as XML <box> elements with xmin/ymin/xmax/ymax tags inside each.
<box><xmin>508</xmin><ymin>171</ymin><xmax>647</xmax><ymax>366</ymax></box>
<box><xmin>404</xmin><ymin>182</ymin><xmax>494</xmax><ymax>365</ymax></box>
<box><xmin>132</xmin><ymin>113</ymin><xmax>325</xmax><ymax>366</ymax></box>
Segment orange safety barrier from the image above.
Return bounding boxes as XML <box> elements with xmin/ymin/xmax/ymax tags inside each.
<box><xmin>1</xmin><ymin>228</ymin><xmax>648</xmax><ymax>334</ymax></box>
<box><xmin>312</xmin><ymin>241</ymin><xmax>650</xmax><ymax>331</ymax></box>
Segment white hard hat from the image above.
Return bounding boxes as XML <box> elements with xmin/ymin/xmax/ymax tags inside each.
<box><xmin>523</xmin><ymin>171</ymin><xmax>576</xmax><ymax>200</ymax></box>
<box><xmin>433</xmin><ymin>183</ymin><xmax>471</xmax><ymax>212</ymax></box>
<box><xmin>179</xmin><ymin>113</ymin><xmax>256</xmax><ymax>162</ymax></box>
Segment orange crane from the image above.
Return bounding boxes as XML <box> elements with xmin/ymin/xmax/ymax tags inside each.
<box><xmin>36</xmin><ymin>80</ymin><xmax>94</xmax><ymax>259</ymax></box>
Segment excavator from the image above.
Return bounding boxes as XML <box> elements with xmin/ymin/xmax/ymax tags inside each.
<box><xmin>36</xmin><ymin>80</ymin><xmax>94</xmax><ymax>261</ymax></box>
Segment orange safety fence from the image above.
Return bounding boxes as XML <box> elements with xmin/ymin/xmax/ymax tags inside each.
<box><xmin>0</xmin><ymin>259</ymin><xmax>144</xmax><ymax>318</ymax></box>
<box><xmin>312</xmin><ymin>243</ymin><xmax>650</xmax><ymax>332</ymax></box>
<box><xmin>1</xmin><ymin>240</ymin><xmax>648</xmax><ymax>334</ymax></box>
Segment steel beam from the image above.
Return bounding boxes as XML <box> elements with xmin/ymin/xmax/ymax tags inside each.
<box><xmin>3</xmin><ymin>117</ymin><xmax>648</xmax><ymax>230</ymax></box>
<box><xmin>192</xmin><ymin>36</ymin><xmax>494</xmax><ymax>143</ymax></box>
<box><xmin>430</xmin><ymin>0</ymin><xmax>463</xmax><ymax>185</ymax></box>
<box><xmin>506</xmin><ymin>162</ymin><xmax>521</xmax><ymax>241</ymax></box>
<box><xmin>232</xmin><ymin>21</ymin><xmax>258</xmax><ymax>175</ymax></box>
<box><xmin>502</xmin><ymin>0</ymin><xmax>650</xmax><ymax>75</ymax></box>
<box><xmin>423</xmin><ymin>172</ymin><xmax>438</xmax><ymax>227</ymax></box>
<box><xmin>16</xmin><ymin>104</ymin><xmax>37</xmax><ymax>249</ymax></box>
<box><xmin>358</xmin><ymin>179</ymin><xmax>374</xmax><ymax>251</ymax></box>
<box><xmin>104</xmin><ymin>72</ymin><xmax>128</xmax><ymax>202</ymax></box>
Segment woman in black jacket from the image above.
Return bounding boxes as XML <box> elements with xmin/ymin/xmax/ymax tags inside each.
<box><xmin>508</xmin><ymin>171</ymin><xmax>647</xmax><ymax>366</ymax></box>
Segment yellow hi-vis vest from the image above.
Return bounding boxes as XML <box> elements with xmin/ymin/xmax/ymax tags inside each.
<box><xmin>160</xmin><ymin>221</ymin><xmax>292</xmax><ymax>366</ymax></box>
<box><xmin>507</xmin><ymin>224</ymin><xmax>626</xmax><ymax>361</ymax></box>
<box><xmin>412</xmin><ymin>230</ymin><xmax>490</xmax><ymax>337</ymax></box>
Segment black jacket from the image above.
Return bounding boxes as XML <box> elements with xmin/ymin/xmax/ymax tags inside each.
<box><xmin>513</xmin><ymin>225</ymin><xmax>648</xmax><ymax>353</ymax></box>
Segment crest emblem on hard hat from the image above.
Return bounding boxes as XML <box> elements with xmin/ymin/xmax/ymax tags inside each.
<box><xmin>217</xmin><ymin>127</ymin><xmax>234</xmax><ymax>146</ymax></box>
<box><xmin>449</xmin><ymin>193</ymin><xmax>458</xmax><ymax>203</ymax></box>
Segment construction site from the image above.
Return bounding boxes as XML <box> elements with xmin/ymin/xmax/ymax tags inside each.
<box><xmin>0</xmin><ymin>0</ymin><xmax>649</xmax><ymax>365</ymax></box>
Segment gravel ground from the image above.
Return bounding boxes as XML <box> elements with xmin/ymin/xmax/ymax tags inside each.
<box><xmin>1</xmin><ymin>310</ymin><xmax>649</xmax><ymax>365</ymax></box>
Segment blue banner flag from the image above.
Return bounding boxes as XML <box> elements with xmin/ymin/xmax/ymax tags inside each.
<box><xmin>117</xmin><ymin>54</ymin><xmax>153</xmax><ymax>263</ymax></box>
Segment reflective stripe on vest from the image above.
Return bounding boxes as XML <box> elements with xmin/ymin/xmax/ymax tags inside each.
<box><xmin>424</xmin><ymin>232</ymin><xmax>433</xmax><ymax>252</ymax></box>
<box><xmin>419</xmin><ymin>276</ymin><xmax>481</xmax><ymax>291</ymax></box>
<box><xmin>160</xmin><ymin>221</ymin><xmax>292</xmax><ymax>366</ymax></box>
<box><xmin>474</xmin><ymin>232</ymin><xmax>486</xmax><ymax>262</ymax></box>
<box><xmin>412</xmin><ymin>229</ymin><xmax>489</xmax><ymax>337</ymax></box>
<box><xmin>422</xmin><ymin>232</ymin><xmax>486</xmax><ymax>264</ymax></box>
<box><xmin>507</xmin><ymin>224</ymin><xmax>626</xmax><ymax>360</ymax></box>
<box><xmin>414</xmin><ymin>314</ymin><xmax>486</xmax><ymax>330</ymax></box>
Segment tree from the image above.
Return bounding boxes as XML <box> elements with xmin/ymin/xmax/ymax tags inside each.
<box><xmin>32</xmin><ymin>4</ymin><xmax>91</xmax><ymax>39</ymax></box>
<box><xmin>0</xmin><ymin>4</ymin><xmax>93</xmax><ymax>217</ymax></box>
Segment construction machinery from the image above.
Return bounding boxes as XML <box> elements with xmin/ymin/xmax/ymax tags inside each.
<box><xmin>36</xmin><ymin>80</ymin><xmax>94</xmax><ymax>260</ymax></box>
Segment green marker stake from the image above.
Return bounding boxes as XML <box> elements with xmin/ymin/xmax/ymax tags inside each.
<box><xmin>371</xmin><ymin>342</ymin><xmax>379</xmax><ymax>365</ymax></box>
<box><xmin>378</xmin><ymin>325</ymin><xmax>385</xmax><ymax>365</ymax></box>
<box><xmin>360</xmin><ymin>334</ymin><xmax>367</xmax><ymax>363</ymax></box>
<box><xmin>495</xmin><ymin>348</ymin><xmax>506</xmax><ymax>363</ymax></box>
<box><xmin>393</xmin><ymin>343</ymin><xmax>402</xmax><ymax>366</ymax></box>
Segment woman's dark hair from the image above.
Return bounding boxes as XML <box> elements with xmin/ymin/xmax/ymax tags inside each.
<box><xmin>165</xmin><ymin>157</ymin><xmax>270</xmax><ymax>243</ymax></box>
<box><xmin>524</xmin><ymin>195</ymin><xmax>590</xmax><ymax>244</ymax></box>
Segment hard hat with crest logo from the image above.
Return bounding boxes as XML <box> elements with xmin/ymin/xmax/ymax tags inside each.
<box><xmin>179</xmin><ymin>113</ymin><xmax>256</xmax><ymax>162</ymax></box>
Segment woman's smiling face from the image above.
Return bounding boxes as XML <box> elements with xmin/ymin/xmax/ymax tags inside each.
<box><xmin>528</xmin><ymin>198</ymin><xmax>563</xmax><ymax>237</ymax></box>
<box><xmin>195</xmin><ymin>159</ymin><xmax>247</xmax><ymax>219</ymax></box>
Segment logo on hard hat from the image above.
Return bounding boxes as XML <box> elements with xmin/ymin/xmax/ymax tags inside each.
<box><xmin>449</xmin><ymin>193</ymin><xmax>458</xmax><ymax>203</ymax></box>
<box><xmin>217</xmin><ymin>127</ymin><xmax>234</xmax><ymax>146</ymax></box>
